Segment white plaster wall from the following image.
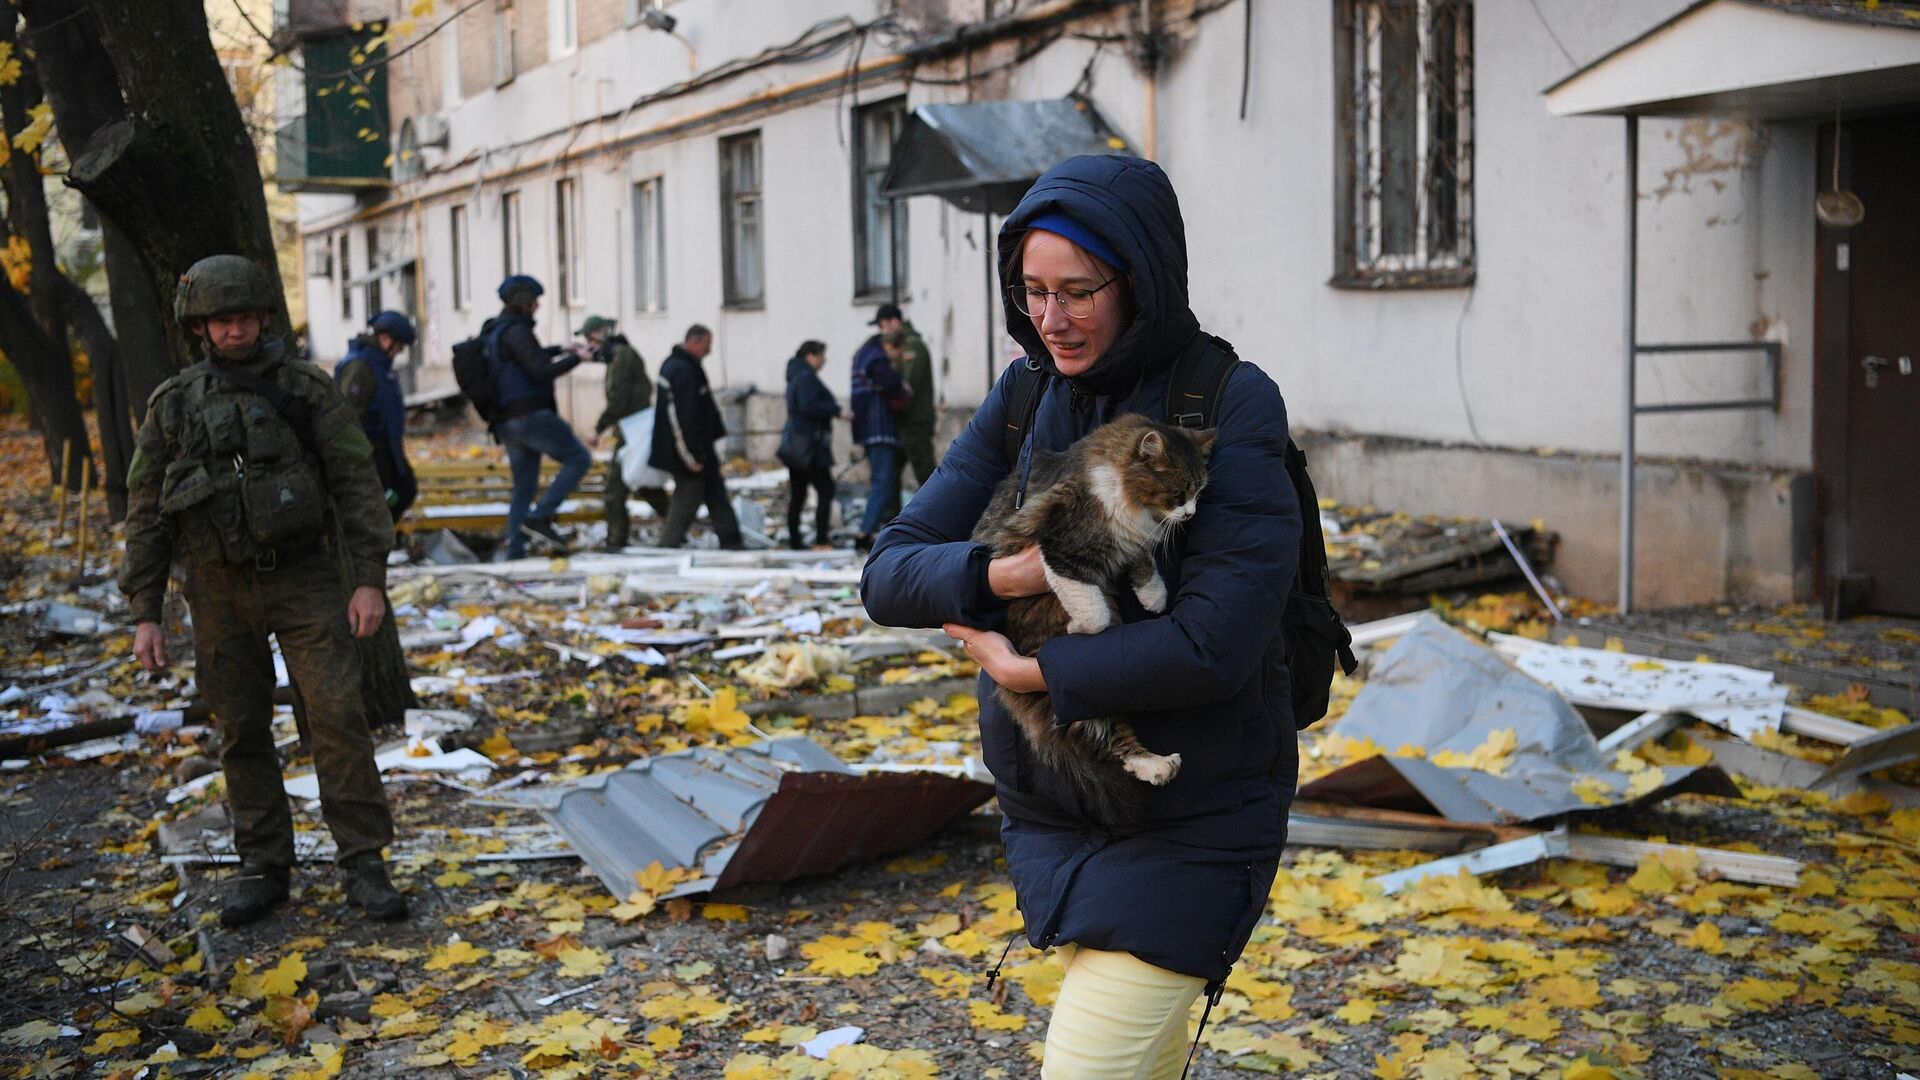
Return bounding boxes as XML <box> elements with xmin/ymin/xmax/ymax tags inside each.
<box><xmin>296</xmin><ymin>0</ymin><xmax>1818</xmax><ymax>475</ymax></box>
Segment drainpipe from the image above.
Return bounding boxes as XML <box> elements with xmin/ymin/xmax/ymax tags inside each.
<box><xmin>1138</xmin><ymin>0</ymin><xmax>1158</xmax><ymax>158</ymax></box>
<box><xmin>1620</xmin><ymin>116</ymin><xmax>1639</xmax><ymax>615</ymax></box>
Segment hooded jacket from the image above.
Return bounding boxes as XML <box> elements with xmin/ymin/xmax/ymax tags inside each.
<box><xmin>783</xmin><ymin>354</ymin><xmax>840</xmax><ymax>472</ymax></box>
<box><xmin>860</xmin><ymin>156</ymin><xmax>1301</xmax><ymax>985</ymax></box>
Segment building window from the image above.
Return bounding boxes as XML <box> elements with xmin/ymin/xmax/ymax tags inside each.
<box><xmin>556</xmin><ymin>177</ymin><xmax>582</xmax><ymax>307</ymax></box>
<box><xmin>852</xmin><ymin>98</ymin><xmax>908</xmax><ymax>298</ymax></box>
<box><xmin>632</xmin><ymin>177</ymin><xmax>666</xmax><ymax>314</ymax></box>
<box><xmin>442</xmin><ymin>18</ymin><xmax>462</xmax><ymax>109</ymax></box>
<box><xmin>450</xmin><ymin>204</ymin><xmax>472</xmax><ymax>310</ymax></box>
<box><xmin>364</xmin><ymin>226</ymin><xmax>382</xmax><ymax>316</ymax></box>
<box><xmin>549</xmin><ymin>0</ymin><xmax>577</xmax><ymax>57</ymax></box>
<box><xmin>501</xmin><ymin>189</ymin><xmax>523</xmax><ymax>275</ymax></box>
<box><xmin>493</xmin><ymin>0</ymin><xmax>518</xmax><ymax>86</ymax></box>
<box><xmin>1334</xmin><ymin>0</ymin><xmax>1473</xmax><ymax>288</ymax></box>
<box><xmin>719</xmin><ymin>131</ymin><xmax>763</xmax><ymax>306</ymax></box>
<box><xmin>338</xmin><ymin>232</ymin><xmax>352</xmax><ymax>320</ymax></box>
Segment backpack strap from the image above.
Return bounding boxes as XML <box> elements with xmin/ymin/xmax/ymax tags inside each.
<box><xmin>1163</xmin><ymin>333</ymin><xmax>1240</xmax><ymax>430</ymax></box>
<box><xmin>1285</xmin><ymin>439</ymin><xmax>1360</xmax><ymax>677</ymax></box>
<box><xmin>999</xmin><ymin>357</ymin><xmax>1048</xmax><ymax>467</ymax></box>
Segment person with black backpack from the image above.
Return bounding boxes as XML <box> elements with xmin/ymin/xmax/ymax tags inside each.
<box><xmin>334</xmin><ymin>310</ymin><xmax>418</xmax><ymax>521</ymax></box>
<box><xmin>861</xmin><ymin>156</ymin><xmax>1352</xmax><ymax>1080</ymax></box>
<box><xmin>480</xmin><ymin>275</ymin><xmax>592</xmax><ymax>559</ymax></box>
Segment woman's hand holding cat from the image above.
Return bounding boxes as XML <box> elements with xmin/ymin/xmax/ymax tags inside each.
<box><xmin>988</xmin><ymin>545</ymin><xmax>1049</xmax><ymax>600</ymax></box>
<box><xmin>944</xmin><ymin>623</ymin><xmax>1046</xmax><ymax>693</ymax></box>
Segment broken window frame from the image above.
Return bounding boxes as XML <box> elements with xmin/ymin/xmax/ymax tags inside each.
<box><xmin>1333</xmin><ymin>0</ymin><xmax>1475</xmax><ymax>289</ymax></box>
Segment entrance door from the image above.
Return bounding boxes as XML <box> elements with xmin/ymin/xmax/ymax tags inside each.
<box><xmin>1832</xmin><ymin>113</ymin><xmax>1920</xmax><ymax>616</ymax></box>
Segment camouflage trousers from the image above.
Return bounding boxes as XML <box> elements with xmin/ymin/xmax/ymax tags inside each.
<box><xmin>186</xmin><ymin>553</ymin><xmax>394</xmax><ymax>870</ymax></box>
<box><xmin>603</xmin><ymin>439</ymin><xmax>670</xmax><ymax>548</ymax></box>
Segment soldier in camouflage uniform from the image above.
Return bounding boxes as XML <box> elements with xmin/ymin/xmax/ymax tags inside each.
<box><xmin>121</xmin><ymin>255</ymin><xmax>409</xmax><ymax>927</ymax></box>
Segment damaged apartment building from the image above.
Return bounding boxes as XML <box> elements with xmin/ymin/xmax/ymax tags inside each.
<box><xmin>274</xmin><ymin>0</ymin><xmax>1920</xmax><ymax>616</ymax></box>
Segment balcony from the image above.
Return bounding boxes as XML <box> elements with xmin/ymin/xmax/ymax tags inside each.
<box><xmin>272</xmin><ymin>24</ymin><xmax>392</xmax><ymax>194</ymax></box>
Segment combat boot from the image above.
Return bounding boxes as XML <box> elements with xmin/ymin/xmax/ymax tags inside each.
<box><xmin>219</xmin><ymin>864</ymin><xmax>291</xmax><ymax>927</ymax></box>
<box><xmin>340</xmin><ymin>855</ymin><xmax>409</xmax><ymax>921</ymax></box>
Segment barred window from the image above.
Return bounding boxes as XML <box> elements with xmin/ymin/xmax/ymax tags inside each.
<box><xmin>632</xmin><ymin>177</ymin><xmax>666</xmax><ymax>314</ymax></box>
<box><xmin>1334</xmin><ymin>0</ymin><xmax>1474</xmax><ymax>288</ymax></box>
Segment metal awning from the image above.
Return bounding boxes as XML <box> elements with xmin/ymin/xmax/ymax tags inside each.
<box><xmin>880</xmin><ymin>98</ymin><xmax>1129</xmax><ymax>215</ymax></box>
<box><xmin>1545</xmin><ymin>0</ymin><xmax>1920</xmax><ymax>119</ymax></box>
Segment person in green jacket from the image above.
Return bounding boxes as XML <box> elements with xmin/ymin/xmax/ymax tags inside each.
<box><xmin>583</xmin><ymin>316</ymin><xmax>670</xmax><ymax>548</ymax></box>
<box><xmin>121</xmin><ymin>255</ymin><xmax>407</xmax><ymax>928</ymax></box>
<box><xmin>874</xmin><ymin>304</ymin><xmax>937</xmax><ymax>486</ymax></box>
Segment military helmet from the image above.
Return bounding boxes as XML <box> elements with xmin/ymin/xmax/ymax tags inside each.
<box><xmin>498</xmin><ymin>274</ymin><xmax>544</xmax><ymax>307</ymax></box>
<box><xmin>368</xmin><ymin>310</ymin><xmax>418</xmax><ymax>346</ymax></box>
<box><xmin>174</xmin><ymin>255</ymin><xmax>276</xmax><ymax>324</ymax></box>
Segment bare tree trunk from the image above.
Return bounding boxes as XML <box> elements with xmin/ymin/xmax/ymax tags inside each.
<box><xmin>19</xmin><ymin>0</ymin><xmax>171</xmax><ymax>417</ymax></box>
<box><xmin>56</xmin><ymin>274</ymin><xmax>131</xmax><ymax>519</ymax></box>
<box><xmin>66</xmin><ymin>0</ymin><xmax>291</xmax><ymax>374</ymax></box>
<box><xmin>0</xmin><ymin>6</ymin><xmax>87</xmax><ymax>488</ymax></box>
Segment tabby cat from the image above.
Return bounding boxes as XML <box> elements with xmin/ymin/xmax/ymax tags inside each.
<box><xmin>972</xmin><ymin>412</ymin><xmax>1215</xmax><ymax>824</ymax></box>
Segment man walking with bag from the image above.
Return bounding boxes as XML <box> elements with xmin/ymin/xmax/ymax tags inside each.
<box><xmin>583</xmin><ymin>315</ymin><xmax>669</xmax><ymax>548</ymax></box>
<box><xmin>650</xmin><ymin>324</ymin><xmax>744</xmax><ymax>549</ymax></box>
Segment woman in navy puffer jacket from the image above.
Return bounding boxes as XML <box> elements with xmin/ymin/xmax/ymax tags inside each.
<box><xmin>861</xmin><ymin>155</ymin><xmax>1301</xmax><ymax>1077</ymax></box>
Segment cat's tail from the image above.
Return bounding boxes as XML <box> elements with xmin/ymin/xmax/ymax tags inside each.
<box><xmin>996</xmin><ymin>689</ymin><xmax>1153</xmax><ymax>828</ymax></box>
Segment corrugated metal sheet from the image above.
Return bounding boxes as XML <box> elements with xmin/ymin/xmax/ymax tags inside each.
<box><xmin>1298</xmin><ymin>616</ymin><xmax>1738</xmax><ymax>824</ymax></box>
<box><xmin>485</xmin><ymin>738</ymin><xmax>993</xmax><ymax>899</ymax></box>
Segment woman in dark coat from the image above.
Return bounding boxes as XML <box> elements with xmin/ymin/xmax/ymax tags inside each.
<box><xmin>780</xmin><ymin>340</ymin><xmax>842</xmax><ymax>549</ymax></box>
<box><xmin>860</xmin><ymin>156</ymin><xmax>1301</xmax><ymax>1077</ymax></box>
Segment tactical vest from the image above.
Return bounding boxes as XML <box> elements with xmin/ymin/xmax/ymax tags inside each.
<box><xmin>153</xmin><ymin>358</ymin><xmax>329</xmax><ymax>567</ymax></box>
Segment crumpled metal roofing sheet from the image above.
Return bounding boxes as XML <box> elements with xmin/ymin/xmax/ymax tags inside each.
<box><xmin>487</xmin><ymin>738</ymin><xmax>993</xmax><ymax>900</ymax></box>
<box><xmin>1298</xmin><ymin>615</ymin><xmax>1738</xmax><ymax>824</ymax></box>
<box><xmin>880</xmin><ymin>98</ymin><xmax>1128</xmax><ymax>214</ymax></box>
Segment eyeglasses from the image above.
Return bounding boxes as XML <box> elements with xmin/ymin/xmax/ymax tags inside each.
<box><xmin>1008</xmin><ymin>276</ymin><xmax>1119</xmax><ymax>320</ymax></box>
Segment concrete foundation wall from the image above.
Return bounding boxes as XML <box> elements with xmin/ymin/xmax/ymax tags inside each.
<box><xmin>1294</xmin><ymin>430</ymin><xmax>1809</xmax><ymax>609</ymax></box>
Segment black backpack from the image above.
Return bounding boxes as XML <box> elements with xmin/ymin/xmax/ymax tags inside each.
<box><xmin>1000</xmin><ymin>334</ymin><xmax>1359</xmax><ymax>727</ymax></box>
<box><xmin>451</xmin><ymin>326</ymin><xmax>503</xmax><ymax>426</ymax></box>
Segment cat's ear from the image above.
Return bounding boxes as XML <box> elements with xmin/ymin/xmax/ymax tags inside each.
<box><xmin>1136</xmin><ymin>429</ymin><xmax>1165</xmax><ymax>459</ymax></box>
<box><xmin>1193</xmin><ymin>428</ymin><xmax>1219</xmax><ymax>456</ymax></box>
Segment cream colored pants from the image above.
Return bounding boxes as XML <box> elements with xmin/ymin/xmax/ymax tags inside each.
<box><xmin>1040</xmin><ymin>945</ymin><xmax>1208</xmax><ymax>1080</ymax></box>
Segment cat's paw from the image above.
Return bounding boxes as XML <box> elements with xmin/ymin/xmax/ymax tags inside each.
<box><xmin>1134</xmin><ymin>575</ymin><xmax>1168</xmax><ymax>613</ymax></box>
<box><xmin>1123</xmin><ymin>752</ymin><xmax>1182</xmax><ymax>786</ymax></box>
<box><xmin>1065</xmin><ymin>609</ymin><xmax>1113</xmax><ymax>635</ymax></box>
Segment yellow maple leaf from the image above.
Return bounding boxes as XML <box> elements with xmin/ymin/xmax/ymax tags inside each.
<box><xmin>801</xmin><ymin>935</ymin><xmax>882</xmax><ymax>977</ymax></box>
<box><xmin>1373</xmin><ymin>1051</ymin><xmax>1411</xmax><ymax>1079</ymax></box>
<box><xmin>968</xmin><ymin>1001</ymin><xmax>1026</xmax><ymax>1031</ymax></box>
<box><xmin>1684</xmin><ymin>921</ymin><xmax>1726</xmax><ymax>955</ymax></box>
<box><xmin>1571</xmin><ymin>776</ymin><xmax>1618</xmax><ymax>806</ymax></box>
<box><xmin>1627</xmin><ymin>849</ymin><xmax>1700</xmax><ymax>895</ymax></box>
<box><xmin>555</xmin><ymin>946</ymin><xmax>609</xmax><ymax>979</ymax></box>
<box><xmin>1430</xmin><ymin>727</ymin><xmax>1518</xmax><ymax>776</ymax></box>
<box><xmin>434</xmin><ymin>867</ymin><xmax>475</xmax><ymax>888</ymax></box>
<box><xmin>83</xmin><ymin>1028</ymin><xmax>140</xmax><ymax>1054</ymax></box>
<box><xmin>1532</xmin><ymin>974</ymin><xmax>1603</xmax><ymax>1008</ymax></box>
<box><xmin>703</xmin><ymin>903</ymin><xmax>749</xmax><ymax>922</ymax></box>
<box><xmin>478</xmin><ymin>730</ymin><xmax>518</xmax><ymax>762</ymax></box>
<box><xmin>259</xmin><ymin>952</ymin><xmax>308</xmax><ymax>998</ymax></box>
<box><xmin>10</xmin><ymin>103</ymin><xmax>51</xmax><ymax>154</ymax></box>
<box><xmin>0</xmin><ymin>42</ymin><xmax>21</xmax><ymax>86</ymax></box>
<box><xmin>424</xmin><ymin>940</ymin><xmax>490</xmax><ymax>971</ymax></box>
<box><xmin>611</xmin><ymin>891</ymin><xmax>657</xmax><ymax>923</ymax></box>
<box><xmin>184</xmin><ymin>1004</ymin><xmax>233</xmax><ymax>1034</ymax></box>
<box><xmin>1563</xmin><ymin>1057</ymin><xmax>1618</xmax><ymax>1079</ymax></box>
<box><xmin>1</xmin><ymin>235</ymin><xmax>32</xmax><ymax>294</ymax></box>
<box><xmin>1337</xmin><ymin>998</ymin><xmax>1383</xmax><ymax>1024</ymax></box>
<box><xmin>646</xmin><ymin>1025</ymin><xmax>683</xmax><ymax>1050</ymax></box>
<box><xmin>684</xmin><ymin>688</ymin><xmax>750</xmax><ymax>737</ymax></box>
<box><xmin>633</xmin><ymin>859</ymin><xmax>696</xmax><ymax>898</ymax></box>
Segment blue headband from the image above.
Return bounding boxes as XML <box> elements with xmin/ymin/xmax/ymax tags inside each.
<box><xmin>1025</xmin><ymin>213</ymin><xmax>1128</xmax><ymax>275</ymax></box>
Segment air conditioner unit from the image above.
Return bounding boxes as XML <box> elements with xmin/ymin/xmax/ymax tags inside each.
<box><xmin>416</xmin><ymin>114</ymin><xmax>451</xmax><ymax>150</ymax></box>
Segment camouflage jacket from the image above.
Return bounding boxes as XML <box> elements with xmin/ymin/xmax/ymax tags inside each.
<box><xmin>120</xmin><ymin>339</ymin><xmax>393</xmax><ymax>623</ymax></box>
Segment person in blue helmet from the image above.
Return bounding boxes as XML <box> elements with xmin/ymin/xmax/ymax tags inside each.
<box><xmin>860</xmin><ymin>156</ymin><xmax>1300</xmax><ymax>1078</ymax></box>
<box><xmin>334</xmin><ymin>310</ymin><xmax>419</xmax><ymax>521</ymax></box>
<box><xmin>481</xmin><ymin>274</ymin><xmax>592</xmax><ymax>558</ymax></box>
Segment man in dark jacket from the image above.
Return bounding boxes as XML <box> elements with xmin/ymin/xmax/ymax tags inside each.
<box><xmin>873</xmin><ymin>304</ymin><xmax>937</xmax><ymax>486</ymax></box>
<box><xmin>849</xmin><ymin>318</ymin><xmax>908</xmax><ymax>548</ymax></box>
<box><xmin>483</xmin><ymin>275</ymin><xmax>591</xmax><ymax>558</ymax></box>
<box><xmin>334</xmin><ymin>310</ymin><xmax>418</xmax><ymax>521</ymax></box>
<box><xmin>583</xmin><ymin>315</ymin><xmax>670</xmax><ymax>548</ymax></box>
<box><xmin>861</xmin><ymin>156</ymin><xmax>1299</xmax><ymax>1024</ymax></box>
<box><xmin>649</xmin><ymin>324</ymin><xmax>743</xmax><ymax>549</ymax></box>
